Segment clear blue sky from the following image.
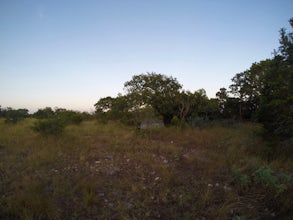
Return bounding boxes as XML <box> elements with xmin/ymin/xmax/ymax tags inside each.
<box><xmin>0</xmin><ymin>0</ymin><xmax>292</xmax><ymax>112</ymax></box>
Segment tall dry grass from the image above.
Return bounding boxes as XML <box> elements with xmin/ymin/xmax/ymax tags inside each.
<box><xmin>0</xmin><ymin>118</ymin><xmax>292</xmax><ymax>219</ymax></box>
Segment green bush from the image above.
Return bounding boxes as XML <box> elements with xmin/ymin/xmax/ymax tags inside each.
<box><xmin>70</xmin><ymin>114</ymin><xmax>83</xmax><ymax>125</ymax></box>
<box><xmin>3</xmin><ymin>108</ymin><xmax>29</xmax><ymax>124</ymax></box>
<box><xmin>55</xmin><ymin>110</ymin><xmax>83</xmax><ymax>126</ymax></box>
<box><xmin>31</xmin><ymin>119</ymin><xmax>65</xmax><ymax>136</ymax></box>
<box><xmin>253</xmin><ymin>167</ymin><xmax>292</xmax><ymax>193</ymax></box>
<box><xmin>232</xmin><ymin>166</ymin><xmax>292</xmax><ymax>194</ymax></box>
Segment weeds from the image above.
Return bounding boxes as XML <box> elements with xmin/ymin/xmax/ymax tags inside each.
<box><xmin>0</xmin><ymin>119</ymin><xmax>292</xmax><ymax>219</ymax></box>
<box><xmin>253</xmin><ymin>166</ymin><xmax>292</xmax><ymax>193</ymax></box>
<box><xmin>232</xmin><ymin>166</ymin><xmax>293</xmax><ymax>194</ymax></box>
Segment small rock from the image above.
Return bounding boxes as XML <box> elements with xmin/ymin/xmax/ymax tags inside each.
<box><xmin>208</xmin><ymin>184</ymin><xmax>213</xmax><ymax>187</ymax></box>
<box><xmin>95</xmin><ymin>160</ymin><xmax>101</xmax><ymax>164</ymax></box>
<box><xmin>271</xmin><ymin>212</ymin><xmax>276</xmax><ymax>217</ymax></box>
<box><xmin>215</xmin><ymin>183</ymin><xmax>219</xmax><ymax>187</ymax></box>
<box><xmin>155</xmin><ymin>177</ymin><xmax>160</xmax><ymax>181</ymax></box>
<box><xmin>163</xmin><ymin>159</ymin><xmax>168</xmax><ymax>164</ymax></box>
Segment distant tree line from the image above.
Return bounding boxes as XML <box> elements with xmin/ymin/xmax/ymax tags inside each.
<box><xmin>0</xmin><ymin>106</ymin><xmax>93</xmax><ymax>135</ymax></box>
<box><xmin>0</xmin><ymin>106</ymin><xmax>30</xmax><ymax>123</ymax></box>
<box><xmin>95</xmin><ymin>18</ymin><xmax>293</xmax><ymax>141</ymax></box>
<box><xmin>0</xmin><ymin>106</ymin><xmax>92</xmax><ymax>123</ymax></box>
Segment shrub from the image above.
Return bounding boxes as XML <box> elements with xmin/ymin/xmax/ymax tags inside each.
<box><xmin>3</xmin><ymin>108</ymin><xmax>29</xmax><ymax>124</ymax></box>
<box><xmin>57</xmin><ymin>112</ymin><xmax>83</xmax><ymax>125</ymax></box>
<box><xmin>33</xmin><ymin>107</ymin><xmax>55</xmax><ymax>119</ymax></box>
<box><xmin>253</xmin><ymin>167</ymin><xmax>292</xmax><ymax>193</ymax></box>
<box><xmin>31</xmin><ymin>119</ymin><xmax>65</xmax><ymax>136</ymax></box>
<box><xmin>70</xmin><ymin>114</ymin><xmax>83</xmax><ymax>125</ymax></box>
<box><xmin>55</xmin><ymin>110</ymin><xmax>83</xmax><ymax>126</ymax></box>
<box><xmin>232</xmin><ymin>166</ymin><xmax>293</xmax><ymax>194</ymax></box>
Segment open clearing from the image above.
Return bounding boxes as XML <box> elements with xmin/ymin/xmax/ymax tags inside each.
<box><xmin>0</xmin><ymin>119</ymin><xmax>292</xmax><ymax>219</ymax></box>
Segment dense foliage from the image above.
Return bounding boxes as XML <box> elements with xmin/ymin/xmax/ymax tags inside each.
<box><xmin>95</xmin><ymin>74</ymin><xmax>213</xmax><ymax>126</ymax></box>
<box><xmin>124</xmin><ymin>73</ymin><xmax>182</xmax><ymax>124</ymax></box>
<box><xmin>30</xmin><ymin>108</ymin><xmax>90</xmax><ymax>135</ymax></box>
<box><xmin>0</xmin><ymin>107</ymin><xmax>29</xmax><ymax>123</ymax></box>
<box><xmin>226</xmin><ymin>18</ymin><xmax>293</xmax><ymax>140</ymax></box>
<box><xmin>31</xmin><ymin>118</ymin><xmax>66</xmax><ymax>136</ymax></box>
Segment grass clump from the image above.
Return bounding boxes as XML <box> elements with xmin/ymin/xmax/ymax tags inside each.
<box><xmin>4</xmin><ymin>179</ymin><xmax>58</xmax><ymax>220</ymax></box>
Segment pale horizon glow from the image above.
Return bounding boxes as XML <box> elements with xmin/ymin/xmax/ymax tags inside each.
<box><xmin>1</xmin><ymin>0</ymin><xmax>292</xmax><ymax>113</ymax></box>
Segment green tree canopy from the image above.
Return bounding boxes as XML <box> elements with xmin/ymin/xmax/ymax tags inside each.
<box><xmin>1</xmin><ymin>107</ymin><xmax>29</xmax><ymax>123</ymax></box>
<box><xmin>229</xmin><ymin>61</ymin><xmax>267</xmax><ymax>120</ymax></box>
<box><xmin>226</xmin><ymin>17</ymin><xmax>293</xmax><ymax>139</ymax></box>
<box><xmin>33</xmin><ymin>107</ymin><xmax>55</xmax><ymax>119</ymax></box>
<box><xmin>124</xmin><ymin>72</ymin><xmax>182</xmax><ymax>124</ymax></box>
<box><xmin>94</xmin><ymin>96</ymin><xmax>115</xmax><ymax>113</ymax></box>
<box><xmin>258</xmin><ymin>18</ymin><xmax>293</xmax><ymax>140</ymax></box>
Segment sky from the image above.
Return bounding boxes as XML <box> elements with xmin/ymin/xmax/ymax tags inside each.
<box><xmin>0</xmin><ymin>0</ymin><xmax>292</xmax><ymax>113</ymax></box>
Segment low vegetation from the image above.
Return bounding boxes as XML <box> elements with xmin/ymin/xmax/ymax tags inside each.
<box><xmin>30</xmin><ymin>108</ymin><xmax>86</xmax><ymax>136</ymax></box>
<box><xmin>0</xmin><ymin>118</ymin><xmax>292</xmax><ymax>219</ymax></box>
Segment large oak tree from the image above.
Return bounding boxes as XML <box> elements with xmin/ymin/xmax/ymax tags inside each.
<box><xmin>124</xmin><ymin>72</ymin><xmax>182</xmax><ymax>125</ymax></box>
